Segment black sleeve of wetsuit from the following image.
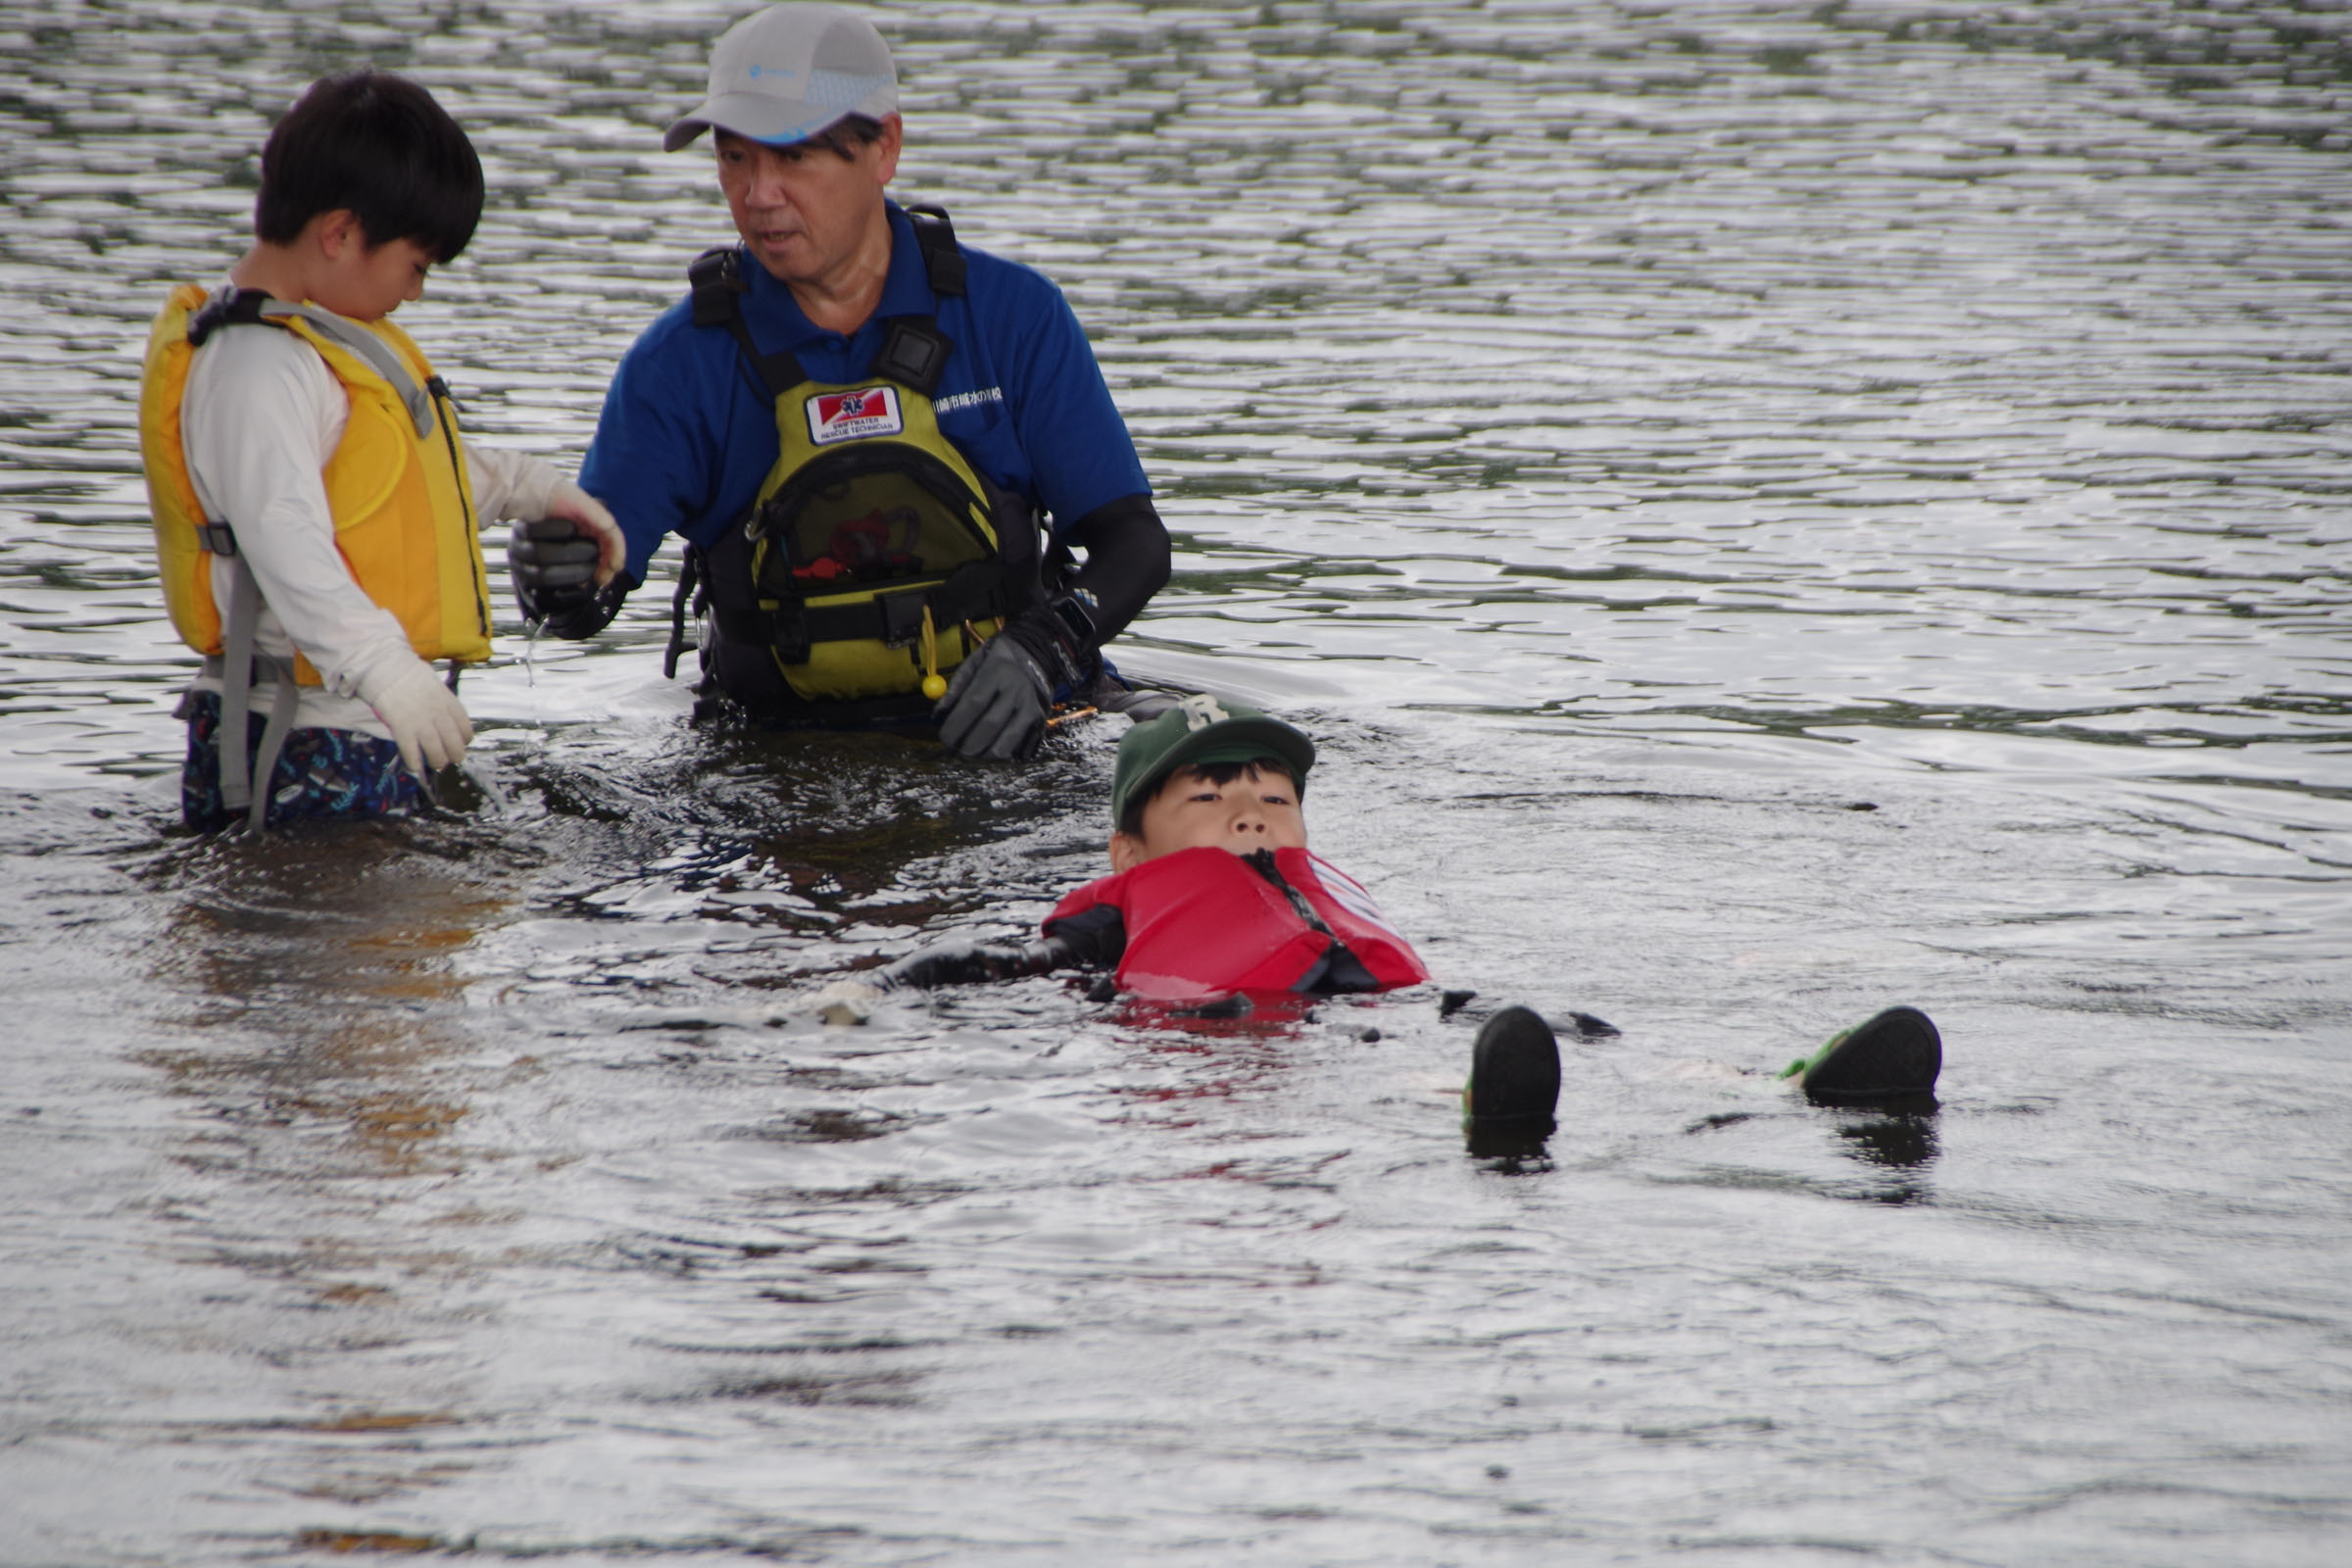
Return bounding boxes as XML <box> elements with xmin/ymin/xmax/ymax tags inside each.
<box><xmin>876</xmin><ymin>932</ymin><xmax>1077</xmax><ymax>990</ymax></box>
<box><xmin>1039</xmin><ymin>902</ymin><xmax>1127</xmax><ymax>970</ymax></box>
<box><xmin>878</xmin><ymin>905</ymin><xmax>1127</xmax><ymax>990</ymax></box>
<box><xmin>1058</xmin><ymin>494</ymin><xmax>1171</xmax><ymax>645</ymax></box>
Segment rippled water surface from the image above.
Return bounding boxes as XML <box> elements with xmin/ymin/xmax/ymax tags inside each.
<box><xmin>3</xmin><ymin>2</ymin><xmax>2350</xmax><ymax>1563</ymax></box>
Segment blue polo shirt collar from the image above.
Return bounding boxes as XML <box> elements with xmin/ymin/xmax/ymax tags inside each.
<box><xmin>743</xmin><ymin>202</ymin><xmax>935</xmax><ymax>349</ymax></box>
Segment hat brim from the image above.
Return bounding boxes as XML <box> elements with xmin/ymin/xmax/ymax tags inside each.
<box><xmin>662</xmin><ymin>93</ymin><xmax>858</xmax><ymax>153</ymax></box>
<box><xmin>1118</xmin><ymin>717</ymin><xmax>1316</xmax><ymax>824</ymax></box>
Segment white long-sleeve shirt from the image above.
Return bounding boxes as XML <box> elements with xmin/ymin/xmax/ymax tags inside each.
<box><xmin>179</xmin><ymin>296</ymin><xmax>568</xmax><ymax>735</ymax></box>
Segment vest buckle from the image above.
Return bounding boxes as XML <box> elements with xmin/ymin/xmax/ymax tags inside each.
<box><xmin>758</xmin><ymin>600</ymin><xmax>811</xmax><ymax>665</ymax></box>
<box><xmin>873</xmin><ymin>319</ymin><xmax>953</xmax><ymax>397</ymax></box>
<box><xmin>875</xmin><ymin>588</ymin><xmax>928</xmax><ymax>648</ymax></box>
<box><xmin>689</xmin><ymin>247</ymin><xmax>749</xmax><ymax>328</ymax></box>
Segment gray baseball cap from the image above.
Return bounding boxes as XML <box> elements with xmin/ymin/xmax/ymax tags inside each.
<box><xmin>663</xmin><ymin>4</ymin><xmax>899</xmax><ymax>153</ymax></box>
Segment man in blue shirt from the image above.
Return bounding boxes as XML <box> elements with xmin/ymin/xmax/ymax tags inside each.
<box><xmin>514</xmin><ymin>2</ymin><xmax>1169</xmax><ymax>760</ymax></box>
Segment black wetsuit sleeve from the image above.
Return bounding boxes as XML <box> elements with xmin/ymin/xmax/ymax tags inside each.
<box><xmin>1039</xmin><ymin>901</ymin><xmax>1127</xmax><ymax>969</ymax></box>
<box><xmin>1060</xmin><ymin>494</ymin><xmax>1171</xmax><ymax>645</ymax></box>
<box><xmin>876</xmin><ymin>905</ymin><xmax>1125</xmax><ymax>991</ymax></box>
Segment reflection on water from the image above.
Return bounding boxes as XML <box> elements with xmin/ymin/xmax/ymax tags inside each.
<box><xmin>1835</xmin><ymin>1106</ymin><xmax>1940</xmax><ymax>1204</ymax></box>
<box><xmin>2</xmin><ymin>2</ymin><xmax>2349</xmax><ymax>1563</ymax></box>
<box><xmin>134</xmin><ymin>828</ymin><xmax>520</xmax><ymax>1181</ymax></box>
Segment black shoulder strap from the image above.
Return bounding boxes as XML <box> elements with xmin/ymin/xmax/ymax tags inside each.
<box><xmin>687</xmin><ymin>246</ymin><xmax>804</xmax><ymax>400</ymax></box>
<box><xmin>903</xmin><ymin>205</ymin><xmax>966</xmax><ymax>298</ymax></box>
<box><xmin>863</xmin><ymin>205</ymin><xmax>964</xmax><ymax>395</ymax></box>
<box><xmin>186</xmin><ymin>287</ymin><xmax>272</xmax><ymax>347</ymax></box>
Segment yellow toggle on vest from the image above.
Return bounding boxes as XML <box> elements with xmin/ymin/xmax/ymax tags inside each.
<box><xmin>137</xmin><ymin>282</ymin><xmax>493</xmax><ymax>686</ymax></box>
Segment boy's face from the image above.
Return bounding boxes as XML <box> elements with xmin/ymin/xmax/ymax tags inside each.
<box><xmin>312</xmin><ymin>211</ymin><xmax>433</xmax><ymax>320</ymax></box>
<box><xmin>1109</xmin><ymin>763</ymin><xmax>1308</xmax><ymax>874</ymax></box>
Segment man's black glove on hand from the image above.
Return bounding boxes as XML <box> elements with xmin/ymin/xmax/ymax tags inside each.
<box><xmin>509</xmin><ymin>516</ymin><xmax>636</xmax><ymax>639</ymax></box>
<box><xmin>933</xmin><ymin>599</ymin><xmax>1094</xmax><ymax>761</ymax></box>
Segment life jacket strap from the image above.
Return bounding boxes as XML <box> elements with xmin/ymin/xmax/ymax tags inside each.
<box><xmin>687</xmin><ymin>208</ymin><xmax>965</xmax><ymax>395</ymax></box>
<box><xmin>187</xmin><ymin>287</ymin><xmax>437</xmax><ymax>439</ymax></box>
<box><xmin>664</xmin><ymin>544</ymin><xmax>705</xmax><ymax>681</ymax></box>
<box><xmin>212</xmin><ymin>558</ymin><xmax>301</xmax><ymax>835</ymax></box>
<box><xmin>186</xmin><ymin>289</ymin><xmax>270</xmax><ymax>344</ymax></box>
<box><xmin>714</xmin><ymin>559</ymin><xmax>1018</xmax><ymax>664</ymax></box>
<box><xmin>687</xmin><ymin>245</ymin><xmax>748</xmax><ymax>326</ymax></box>
<box><xmin>688</xmin><ymin>247</ymin><xmax>805</xmax><ymax>398</ymax></box>
<box><xmin>904</xmin><ymin>205</ymin><xmax>966</xmax><ymax>297</ymax></box>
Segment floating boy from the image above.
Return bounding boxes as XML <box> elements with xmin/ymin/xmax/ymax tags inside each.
<box><xmin>138</xmin><ymin>70</ymin><xmax>623</xmax><ymax>833</ymax></box>
<box><xmin>818</xmin><ymin>696</ymin><xmax>1946</xmax><ymax>1144</ymax></box>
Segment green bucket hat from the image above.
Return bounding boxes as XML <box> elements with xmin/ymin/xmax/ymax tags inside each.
<box><xmin>1111</xmin><ymin>695</ymin><xmax>1316</xmax><ymax>828</ymax></box>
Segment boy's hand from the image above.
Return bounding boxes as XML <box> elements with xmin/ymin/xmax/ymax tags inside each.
<box><xmin>358</xmin><ymin>656</ymin><xmax>472</xmax><ymax>778</ymax></box>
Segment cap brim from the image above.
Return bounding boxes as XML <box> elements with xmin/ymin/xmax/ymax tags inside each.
<box><xmin>662</xmin><ymin>93</ymin><xmax>856</xmax><ymax>153</ymax></box>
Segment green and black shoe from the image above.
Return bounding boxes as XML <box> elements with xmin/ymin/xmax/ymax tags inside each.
<box><xmin>1464</xmin><ymin>1005</ymin><xmax>1561</xmax><ymax>1137</ymax></box>
<box><xmin>1780</xmin><ymin>1005</ymin><xmax>1941</xmax><ymax>1104</ymax></box>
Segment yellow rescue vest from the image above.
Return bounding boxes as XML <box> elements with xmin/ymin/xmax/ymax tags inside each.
<box><xmin>686</xmin><ymin>219</ymin><xmax>1045</xmax><ymax>709</ymax></box>
<box><xmin>741</xmin><ymin>374</ymin><xmax>1008</xmax><ymax>702</ymax></box>
<box><xmin>137</xmin><ymin>283</ymin><xmax>493</xmax><ymax>685</ymax></box>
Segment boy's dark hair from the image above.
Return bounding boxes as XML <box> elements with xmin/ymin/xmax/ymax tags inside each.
<box><xmin>255</xmin><ymin>71</ymin><xmax>484</xmax><ymax>262</ymax></box>
<box><xmin>1116</xmin><ymin>758</ymin><xmax>1296</xmax><ymax>839</ymax></box>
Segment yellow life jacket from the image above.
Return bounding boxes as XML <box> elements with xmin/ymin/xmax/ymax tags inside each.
<box><xmin>685</xmin><ymin>212</ymin><xmax>1045</xmax><ymax>709</ymax></box>
<box><xmin>137</xmin><ymin>283</ymin><xmax>493</xmax><ymax>686</ymax></box>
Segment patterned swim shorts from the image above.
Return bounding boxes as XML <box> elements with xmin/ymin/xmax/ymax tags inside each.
<box><xmin>178</xmin><ymin>690</ymin><xmax>424</xmax><ymax>833</ymax></box>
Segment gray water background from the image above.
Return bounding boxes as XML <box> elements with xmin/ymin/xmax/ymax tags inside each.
<box><xmin>3</xmin><ymin>0</ymin><xmax>2349</xmax><ymax>1562</ymax></box>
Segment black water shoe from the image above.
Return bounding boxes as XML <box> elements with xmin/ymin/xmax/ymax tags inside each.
<box><xmin>1464</xmin><ymin>1005</ymin><xmax>1561</xmax><ymax>1133</ymax></box>
<box><xmin>1780</xmin><ymin>1005</ymin><xmax>1941</xmax><ymax>1103</ymax></box>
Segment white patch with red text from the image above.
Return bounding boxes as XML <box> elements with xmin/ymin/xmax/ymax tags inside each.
<box><xmin>806</xmin><ymin>385</ymin><xmax>905</xmax><ymax>445</ymax></box>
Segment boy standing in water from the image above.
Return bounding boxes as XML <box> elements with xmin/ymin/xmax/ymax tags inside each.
<box><xmin>138</xmin><ymin>70</ymin><xmax>623</xmax><ymax>833</ymax></box>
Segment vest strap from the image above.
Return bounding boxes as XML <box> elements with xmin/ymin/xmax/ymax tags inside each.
<box><xmin>717</xmin><ymin>560</ymin><xmax>1019</xmax><ymax>663</ymax></box>
<box><xmin>664</xmin><ymin>544</ymin><xmax>705</xmax><ymax>680</ymax></box>
<box><xmin>688</xmin><ymin>247</ymin><xmax>804</xmax><ymax>397</ymax></box>
<box><xmin>213</xmin><ymin>559</ymin><xmax>301</xmax><ymax>835</ymax></box>
<box><xmin>905</xmin><ymin>205</ymin><xmax>966</xmax><ymax>297</ymax></box>
<box><xmin>687</xmin><ymin>211</ymin><xmax>966</xmax><ymax>395</ymax></box>
<box><xmin>267</xmin><ymin>302</ymin><xmax>435</xmax><ymax>436</ymax></box>
<box><xmin>186</xmin><ymin>289</ymin><xmax>269</xmax><ymax>345</ymax></box>
<box><xmin>192</xmin><ymin>289</ymin><xmax>436</xmax><ymax>438</ymax></box>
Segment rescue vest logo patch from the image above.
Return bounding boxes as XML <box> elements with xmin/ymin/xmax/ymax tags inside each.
<box><xmin>807</xmin><ymin>385</ymin><xmax>905</xmax><ymax>445</ymax></box>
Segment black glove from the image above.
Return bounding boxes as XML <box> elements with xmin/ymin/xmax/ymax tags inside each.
<box><xmin>510</xmin><ymin>517</ymin><xmax>637</xmax><ymax>639</ymax></box>
<box><xmin>932</xmin><ymin>597</ymin><xmax>1095</xmax><ymax>760</ymax></box>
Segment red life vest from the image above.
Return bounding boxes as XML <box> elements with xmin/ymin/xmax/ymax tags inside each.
<box><xmin>1044</xmin><ymin>846</ymin><xmax>1431</xmax><ymax>1002</ymax></box>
